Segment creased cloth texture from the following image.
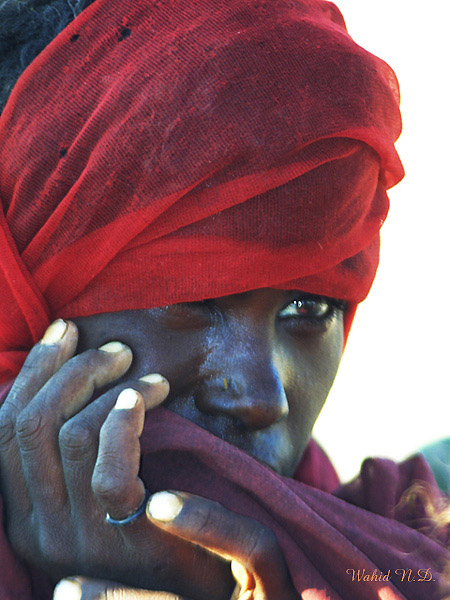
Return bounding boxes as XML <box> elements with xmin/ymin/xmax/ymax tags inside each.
<box><xmin>0</xmin><ymin>0</ymin><xmax>403</xmax><ymax>381</ymax></box>
<box><xmin>143</xmin><ymin>413</ymin><xmax>450</xmax><ymax>600</ymax></box>
<box><xmin>0</xmin><ymin>398</ymin><xmax>448</xmax><ymax>600</ymax></box>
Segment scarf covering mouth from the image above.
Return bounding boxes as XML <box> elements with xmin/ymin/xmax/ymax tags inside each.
<box><xmin>0</xmin><ymin>396</ymin><xmax>449</xmax><ymax>600</ymax></box>
<box><xmin>0</xmin><ymin>0</ymin><xmax>403</xmax><ymax>380</ymax></box>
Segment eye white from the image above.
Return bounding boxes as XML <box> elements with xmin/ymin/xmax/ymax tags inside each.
<box><xmin>278</xmin><ymin>299</ymin><xmax>330</xmax><ymax>319</ymax></box>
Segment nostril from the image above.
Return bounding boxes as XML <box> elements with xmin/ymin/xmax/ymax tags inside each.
<box><xmin>194</xmin><ymin>374</ymin><xmax>289</xmax><ymax>429</ymax></box>
<box><xmin>228</xmin><ymin>393</ymin><xmax>289</xmax><ymax>429</ymax></box>
<box><xmin>208</xmin><ymin>375</ymin><xmax>243</xmax><ymax>396</ymax></box>
<box><xmin>194</xmin><ymin>375</ymin><xmax>242</xmax><ymax>414</ymax></box>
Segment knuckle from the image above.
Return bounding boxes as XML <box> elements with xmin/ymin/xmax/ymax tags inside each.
<box><xmin>195</xmin><ymin>503</ymin><xmax>217</xmax><ymax>537</ymax></box>
<box><xmin>17</xmin><ymin>360</ymin><xmax>43</xmax><ymax>377</ymax></box>
<box><xmin>15</xmin><ymin>409</ymin><xmax>44</xmax><ymax>450</ymax></box>
<box><xmin>17</xmin><ymin>352</ymin><xmax>58</xmax><ymax>382</ymax></box>
<box><xmin>23</xmin><ymin>356</ymin><xmax>48</xmax><ymax>371</ymax></box>
<box><xmin>245</xmin><ymin>524</ymin><xmax>279</xmax><ymax>570</ymax></box>
<box><xmin>0</xmin><ymin>410</ymin><xmax>17</xmax><ymax>447</ymax></box>
<box><xmin>59</xmin><ymin>419</ymin><xmax>94</xmax><ymax>460</ymax></box>
<box><xmin>92</xmin><ymin>459</ymin><xmax>130</xmax><ymax>503</ymax></box>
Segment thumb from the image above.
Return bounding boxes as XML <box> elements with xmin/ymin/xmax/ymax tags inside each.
<box><xmin>53</xmin><ymin>577</ymin><xmax>188</xmax><ymax>600</ymax></box>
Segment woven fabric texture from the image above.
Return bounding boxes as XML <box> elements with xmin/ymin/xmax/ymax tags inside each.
<box><xmin>0</xmin><ymin>0</ymin><xmax>403</xmax><ymax>381</ymax></box>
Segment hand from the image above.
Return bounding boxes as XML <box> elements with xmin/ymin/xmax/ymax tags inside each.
<box><xmin>53</xmin><ymin>491</ymin><xmax>299</xmax><ymax>600</ymax></box>
<box><xmin>0</xmin><ymin>320</ymin><xmax>234</xmax><ymax>599</ymax></box>
<box><xmin>52</xmin><ymin>381</ymin><xmax>299</xmax><ymax>600</ymax></box>
<box><xmin>147</xmin><ymin>490</ymin><xmax>299</xmax><ymax>600</ymax></box>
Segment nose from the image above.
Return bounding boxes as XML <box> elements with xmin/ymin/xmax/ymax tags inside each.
<box><xmin>194</xmin><ymin>359</ymin><xmax>289</xmax><ymax>430</ymax></box>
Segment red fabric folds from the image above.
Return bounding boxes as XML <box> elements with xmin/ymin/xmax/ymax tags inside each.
<box><xmin>0</xmin><ymin>0</ymin><xmax>403</xmax><ymax>381</ymax></box>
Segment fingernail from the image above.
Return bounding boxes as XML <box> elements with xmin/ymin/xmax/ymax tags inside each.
<box><xmin>139</xmin><ymin>373</ymin><xmax>168</xmax><ymax>385</ymax></box>
<box><xmin>53</xmin><ymin>579</ymin><xmax>82</xmax><ymax>600</ymax></box>
<box><xmin>147</xmin><ymin>491</ymin><xmax>183</xmax><ymax>522</ymax></box>
<box><xmin>41</xmin><ymin>319</ymin><xmax>68</xmax><ymax>345</ymax></box>
<box><xmin>99</xmin><ymin>341</ymin><xmax>128</xmax><ymax>353</ymax></box>
<box><xmin>114</xmin><ymin>388</ymin><xmax>140</xmax><ymax>409</ymax></box>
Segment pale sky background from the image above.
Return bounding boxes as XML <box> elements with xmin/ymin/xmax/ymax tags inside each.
<box><xmin>313</xmin><ymin>0</ymin><xmax>450</xmax><ymax>480</ymax></box>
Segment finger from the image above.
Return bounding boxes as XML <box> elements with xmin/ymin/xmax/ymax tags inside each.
<box><xmin>62</xmin><ymin>375</ymin><xmax>169</xmax><ymax>520</ymax></box>
<box><xmin>2</xmin><ymin>319</ymin><xmax>78</xmax><ymax>415</ymax></box>
<box><xmin>0</xmin><ymin>320</ymin><xmax>78</xmax><ymax>509</ymax></box>
<box><xmin>16</xmin><ymin>341</ymin><xmax>133</xmax><ymax>509</ymax></box>
<box><xmin>54</xmin><ymin>577</ymin><xmax>187</xmax><ymax>600</ymax></box>
<box><xmin>146</xmin><ymin>492</ymin><xmax>297</xmax><ymax>599</ymax></box>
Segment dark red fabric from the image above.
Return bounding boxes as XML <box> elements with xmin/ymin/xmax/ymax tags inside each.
<box><xmin>0</xmin><ymin>377</ymin><xmax>449</xmax><ymax>600</ymax></box>
<box><xmin>293</xmin><ymin>437</ymin><xmax>341</xmax><ymax>493</ymax></box>
<box><xmin>140</xmin><ymin>413</ymin><xmax>450</xmax><ymax>600</ymax></box>
<box><xmin>0</xmin><ymin>405</ymin><xmax>449</xmax><ymax>599</ymax></box>
<box><xmin>0</xmin><ymin>0</ymin><xmax>403</xmax><ymax>381</ymax></box>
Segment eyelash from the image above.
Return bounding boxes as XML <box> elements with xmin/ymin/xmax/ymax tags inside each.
<box><xmin>278</xmin><ymin>296</ymin><xmax>346</xmax><ymax>328</ymax></box>
<box><xmin>179</xmin><ymin>296</ymin><xmax>346</xmax><ymax>330</ymax></box>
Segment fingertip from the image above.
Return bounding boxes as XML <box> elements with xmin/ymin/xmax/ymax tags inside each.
<box><xmin>98</xmin><ymin>341</ymin><xmax>131</xmax><ymax>354</ymax></box>
<box><xmin>40</xmin><ymin>319</ymin><xmax>68</xmax><ymax>345</ymax></box>
<box><xmin>145</xmin><ymin>492</ymin><xmax>234</xmax><ymax>564</ymax></box>
<box><xmin>64</xmin><ymin>320</ymin><xmax>80</xmax><ymax>344</ymax></box>
<box><xmin>147</xmin><ymin>491</ymin><xmax>184</xmax><ymax>523</ymax></box>
<box><xmin>113</xmin><ymin>388</ymin><xmax>141</xmax><ymax>410</ymax></box>
<box><xmin>54</xmin><ymin>579</ymin><xmax>82</xmax><ymax>600</ymax></box>
<box><xmin>139</xmin><ymin>373</ymin><xmax>170</xmax><ymax>409</ymax></box>
<box><xmin>139</xmin><ymin>373</ymin><xmax>168</xmax><ymax>386</ymax></box>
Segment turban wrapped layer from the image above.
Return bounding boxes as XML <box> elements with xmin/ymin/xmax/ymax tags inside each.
<box><xmin>0</xmin><ymin>0</ymin><xmax>403</xmax><ymax>380</ymax></box>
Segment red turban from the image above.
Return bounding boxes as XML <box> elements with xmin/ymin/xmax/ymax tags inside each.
<box><xmin>0</xmin><ymin>0</ymin><xmax>403</xmax><ymax>381</ymax></box>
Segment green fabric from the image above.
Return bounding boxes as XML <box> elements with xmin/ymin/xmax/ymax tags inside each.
<box><xmin>420</xmin><ymin>438</ymin><xmax>450</xmax><ymax>494</ymax></box>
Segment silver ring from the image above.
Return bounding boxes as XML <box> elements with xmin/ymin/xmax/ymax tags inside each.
<box><xmin>105</xmin><ymin>489</ymin><xmax>151</xmax><ymax>526</ymax></box>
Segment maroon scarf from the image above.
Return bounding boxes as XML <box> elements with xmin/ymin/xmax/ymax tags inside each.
<box><xmin>0</xmin><ymin>394</ymin><xmax>448</xmax><ymax>599</ymax></box>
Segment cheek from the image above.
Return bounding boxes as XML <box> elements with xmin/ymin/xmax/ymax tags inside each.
<box><xmin>283</xmin><ymin>319</ymin><xmax>344</xmax><ymax>438</ymax></box>
<box><xmin>126</xmin><ymin>328</ymin><xmax>207</xmax><ymax>396</ymax></box>
<box><xmin>313</xmin><ymin>322</ymin><xmax>344</xmax><ymax>401</ymax></box>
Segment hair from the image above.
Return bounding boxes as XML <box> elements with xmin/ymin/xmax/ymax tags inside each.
<box><xmin>0</xmin><ymin>0</ymin><xmax>95</xmax><ymax>113</ymax></box>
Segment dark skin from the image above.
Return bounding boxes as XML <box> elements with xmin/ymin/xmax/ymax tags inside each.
<box><xmin>0</xmin><ymin>288</ymin><xmax>344</xmax><ymax>600</ymax></box>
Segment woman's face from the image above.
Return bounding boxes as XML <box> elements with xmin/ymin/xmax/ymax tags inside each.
<box><xmin>73</xmin><ymin>288</ymin><xmax>344</xmax><ymax>477</ymax></box>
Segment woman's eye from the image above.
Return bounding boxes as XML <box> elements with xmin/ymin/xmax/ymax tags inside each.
<box><xmin>278</xmin><ymin>299</ymin><xmax>332</xmax><ymax>320</ymax></box>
